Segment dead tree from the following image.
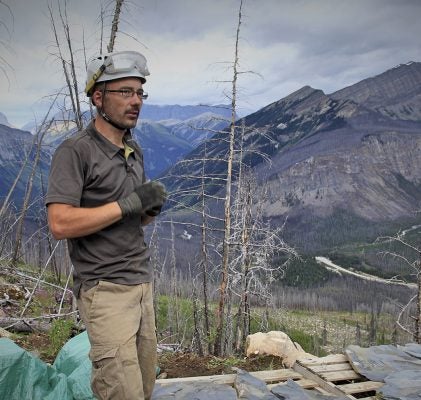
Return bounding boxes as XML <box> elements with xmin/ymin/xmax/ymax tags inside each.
<box><xmin>199</xmin><ymin>142</ymin><xmax>212</xmax><ymax>354</ymax></box>
<box><xmin>11</xmin><ymin>99</ymin><xmax>58</xmax><ymax>266</ymax></box>
<box><xmin>155</xmin><ymin>0</ymin><xmax>285</xmax><ymax>356</ymax></box>
<box><xmin>0</xmin><ymin>0</ymin><xmax>13</xmax><ymax>84</ymax></box>
<box><xmin>0</xmin><ymin>135</ymin><xmax>37</xmax><ymax>222</ymax></box>
<box><xmin>168</xmin><ymin>220</ymin><xmax>180</xmax><ymax>340</ymax></box>
<box><xmin>230</xmin><ymin>173</ymin><xmax>297</xmax><ymax>353</ymax></box>
<box><xmin>214</xmin><ymin>0</ymin><xmax>244</xmax><ymax>358</ymax></box>
<box><xmin>48</xmin><ymin>1</ymin><xmax>83</xmax><ymax>131</ymax></box>
<box><xmin>107</xmin><ymin>0</ymin><xmax>124</xmax><ymax>52</ymax></box>
<box><xmin>191</xmin><ymin>274</ymin><xmax>204</xmax><ymax>356</ymax></box>
<box><xmin>149</xmin><ymin>220</ymin><xmax>161</xmax><ymax>330</ymax></box>
<box><xmin>377</xmin><ymin>230</ymin><xmax>421</xmax><ymax>343</ymax></box>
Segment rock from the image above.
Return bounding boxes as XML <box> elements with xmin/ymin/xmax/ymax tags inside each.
<box><xmin>245</xmin><ymin>331</ymin><xmax>312</xmax><ymax>368</ymax></box>
<box><xmin>233</xmin><ymin>368</ymin><xmax>278</xmax><ymax>399</ymax></box>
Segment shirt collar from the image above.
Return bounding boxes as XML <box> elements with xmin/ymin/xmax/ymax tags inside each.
<box><xmin>86</xmin><ymin>121</ymin><xmax>137</xmax><ymax>160</ymax></box>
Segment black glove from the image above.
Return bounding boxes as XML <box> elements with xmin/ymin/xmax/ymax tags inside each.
<box><xmin>118</xmin><ymin>181</ymin><xmax>167</xmax><ymax>218</ymax></box>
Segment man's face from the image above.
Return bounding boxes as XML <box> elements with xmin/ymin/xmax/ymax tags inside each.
<box><xmin>95</xmin><ymin>77</ymin><xmax>144</xmax><ymax>129</ymax></box>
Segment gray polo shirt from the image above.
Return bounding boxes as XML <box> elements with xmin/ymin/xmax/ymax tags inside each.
<box><xmin>45</xmin><ymin>121</ymin><xmax>151</xmax><ymax>297</ymax></box>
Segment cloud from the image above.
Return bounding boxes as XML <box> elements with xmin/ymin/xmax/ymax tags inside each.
<box><xmin>1</xmin><ymin>0</ymin><xmax>421</xmax><ymax>127</ymax></box>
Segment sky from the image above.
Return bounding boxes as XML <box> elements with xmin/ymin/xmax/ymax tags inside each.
<box><xmin>0</xmin><ymin>0</ymin><xmax>420</xmax><ymax>128</ymax></box>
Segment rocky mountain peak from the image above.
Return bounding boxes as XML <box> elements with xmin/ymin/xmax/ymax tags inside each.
<box><xmin>331</xmin><ymin>61</ymin><xmax>421</xmax><ymax>120</ymax></box>
<box><xmin>261</xmin><ymin>86</ymin><xmax>326</xmax><ymax>114</ymax></box>
<box><xmin>0</xmin><ymin>112</ymin><xmax>12</xmax><ymax>127</ymax></box>
<box><xmin>159</xmin><ymin>61</ymin><xmax>421</xmax><ymax>252</ymax></box>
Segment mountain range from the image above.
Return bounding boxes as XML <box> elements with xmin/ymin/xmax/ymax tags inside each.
<box><xmin>159</xmin><ymin>62</ymin><xmax>421</xmax><ymax>252</ymax></box>
<box><xmin>0</xmin><ymin>105</ymin><xmax>231</xmax><ymax>211</ymax></box>
<box><xmin>1</xmin><ymin>63</ymin><xmax>420</xmax><ymax>255</ymax></box>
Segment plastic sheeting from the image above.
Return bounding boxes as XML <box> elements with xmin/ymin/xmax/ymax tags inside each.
<box><xmin>152</xmin><ymin>381</ymin><xmax>238</xmax><ymax>399</ymax></box>
<box><xmin>398</xmin><ymin>343</ymin><xmax>421</xmax><ymax>359</ymax></box>
<box><xmin>345</xmin><ymin>344</ymin><xmax>421</xmax><ymax>381</ymax></box>
<box><xmin>54</xmin><ymin>330</ymin><xmax>94</xmax><ymax>400</ymax></box>
<box><xmin>380</xmin><ymin>370</ymin><xmax>421</xmax><ymax>400</ymax></box>
<box><xmin>345</xmin><ymin>343</ymin><xmax>421</xmax><ymax>400</ymax></box>
<box><xmin>3</xmin><ymin>336</ymin><xmax>421</xmax><ymax>400</ymax></box>
<box><xmin>0</xmin><ymin>332</ymin><xmax>95</xmax><ymax>400</ymax></box>
<box><xmin>234</xmin><ymin>368</ymin><xmax>278</xmax><ymax>399</ymax></box>
<box><xmin>0</xmin><ymin>338</ymin><xmax>72</xmax><ymax>400</ymax></box>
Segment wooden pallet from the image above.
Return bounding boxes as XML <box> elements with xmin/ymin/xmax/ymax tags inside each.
<box><xmin>295</xmin><ymin>354</ymin><xmax>383</xmax><ymax>399</ymax></box>
<box><xmin>156</xmin><ymin>353</ymin><xmax>384</xmax><ymax>398</ymax></box>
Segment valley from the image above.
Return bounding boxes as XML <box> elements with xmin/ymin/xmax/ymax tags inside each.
<box><xmin>0</xmin><ymin>61</ymin><xmax>420</xmax><ymax>361</ymax></box>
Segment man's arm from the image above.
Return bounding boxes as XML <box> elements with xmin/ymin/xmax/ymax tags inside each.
<box><xmin>48</xmin><ymin>202</ymin><xmax>123</xmax><ymax>240</ymax></box>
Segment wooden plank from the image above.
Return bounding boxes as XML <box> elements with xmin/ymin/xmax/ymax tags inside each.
<box><xmin>293</xmin><ymin>362</ymin><xmax>354</xmax><ymax>398</ymax></box>
<box><xmin>320</xmin><ymin>370</ymin><xmax>360</xmax><ymax>381</ymax></box>
<box><xmin>156</xmin><ymin>368</ymin><xmax>302</xmax><ymax>386</ymax></box>
<box><xmin>308</xmin><ymin>362</ymin><xmax>352</xmax><ymax>373</ymax></box>
<box><xmin>314</xmin><ymin>386</ymin><xmax>336</xmax><ymax>395</ymax></box>
<box><xmin>337</xmin><ymin>381</ymin><xmax>384</xmax><ymax>395</ymax></box>
<box><xmin>267</xmin><ymin>378</ymin><xmax>319</xmax><ymax>390</ymax></box>
<box><xmin>298</xmin><ymin>354</ymin><xmax>348</xmax><ymax>366</ymax></box>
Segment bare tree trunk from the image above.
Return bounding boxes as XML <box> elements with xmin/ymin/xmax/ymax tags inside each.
<box><xmin>168</xmin><ymin>220</ymin><xmax>180</xmax><ymax>340</ymax></box>
<box><xmin>214</xmin><ymin>0</ymin><xmax>243</xmax><ymax>357</ymax></box>
<box><xmin>192</xmin><ymin>280</ymin><xmax>204</xmax><ymax>356</ymax></box>
<box><xmin>416</xmin><ymin>260</ymin><xmax>421</xmax><ymax>343</ymax></box>
<box><xmin>378</xmin><ymin>232</ymin><xmax>420</xmax><ymax>340</ymax></box>
<box><xmin>0</xmin><ymin>1</ymin><xmax>13</xmax><ymax>83</ymax></box>
<box><xmin>11</xmin><ymin>112</ymin><xmax>55</xmax><ymax>266</ymax></box>
<box><xmin>149</xmin><ymin>221</ymin><xmax>161</xmax><ymax>332</ymax></box>
<box><xmin>224</xmin><ymin>280</ymin><xmax>234</xmax><ymax>355</ymax></box>
<box><xmin>234</xmin><ymin>179</ymin><xmax>252</xmax><ymax>352</ymax></box>
<box><xmin>59</xmin><ymin>2</ymin><xmax>83</xmax><ymax>130</ymax></box>
<box><xmin>0</xmin><ymin>318</ymin><xmax>51</xmax><ymax>333</ymax></box>
<box><xmin>199</xmin><ymin>143</ymin><xmax>212</xmax><ymax>354</ymax></box>
<box><xmin>107</xmin><ymin>0</ymin><xmax>124</xmax><ymax>53</ymax></box>
<box><xmin>0</xmin><ymin>205</ymin><xmax>14</xmax><ymax>258</ymax></box>
<box><xmin>48</xmin><ymin>2</ymin><xmax>83</xmax><ymax>131</ymax></box>
<box><xmin>0</xmin><ymin>135</ymin><xmax>37</xmax><ymax>220</ymax></box>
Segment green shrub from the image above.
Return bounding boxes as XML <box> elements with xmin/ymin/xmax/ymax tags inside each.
<box><xmin>286</xmin><ymin>328</ymin><xmax>327</xmax><ymax>357</ymax></box>
<box><xmin>47</xmin><ymin>318</ymin><xmax>74</xmax><ymax>358</ymax></box>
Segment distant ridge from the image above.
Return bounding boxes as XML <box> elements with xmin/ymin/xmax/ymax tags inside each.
<box><xmin>160</xmin><ymin>62</ymin><xmax>421</xmax><ymax>250</ymax></box>
<box><xmin>0</xmin><ymin>111</ymin><xmax>12</xmax><ymax>128</ymax></box>
<box><xmin>140</xmin><ymin>104</ymin><xmax>232</xmax><ymax>122</ymax></box>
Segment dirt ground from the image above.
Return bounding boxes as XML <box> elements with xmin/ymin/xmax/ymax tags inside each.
<box><xmin>14</xmin><ymin>331</ymin><xmax>285</xmax><ymax>377</ymax></box>
<box><xmin>157</xmin><ymin>351</ymin><xmax>285</xmax><ymax>378</ymax></box>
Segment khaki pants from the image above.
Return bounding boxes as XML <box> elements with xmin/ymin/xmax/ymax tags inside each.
<box><xmin>77</xmin><ymin>281</ymin><xmax>157</xmax><ymax>400</ymax></box>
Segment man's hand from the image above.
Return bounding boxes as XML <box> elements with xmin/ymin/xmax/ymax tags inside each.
<box><xmin>117</xmin><ymin>181</ymin><xmax>167</xmax><ymax>218</ymax></box>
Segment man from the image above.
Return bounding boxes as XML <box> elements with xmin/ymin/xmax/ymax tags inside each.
<box><xmin>46</xmin><ymin>50</ymin><xmax>166</xmax><ymax>400</ymax></box>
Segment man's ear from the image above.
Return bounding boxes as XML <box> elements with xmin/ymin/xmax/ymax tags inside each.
<box><xmin>92</xmin><ymin>89</ymin><xmax>103</xmax><ymax>108</ymax></box>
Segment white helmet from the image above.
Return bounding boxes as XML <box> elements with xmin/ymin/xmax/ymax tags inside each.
<box><xmin>85</xmin><ymin>51</ymin><xmax>150</xmax><ymax>96</ymax></box>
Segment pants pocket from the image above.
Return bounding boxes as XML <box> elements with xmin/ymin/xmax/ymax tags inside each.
<box><xmin>90</xmin><ymin>346</ymin><xmax>125</xmax><ymax>400</ymax></box>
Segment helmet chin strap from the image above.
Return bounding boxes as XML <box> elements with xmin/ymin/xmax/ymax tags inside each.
<box><xmin>99</xmin><ymin>108</ymin><xmax>128</xmax><ymax>131</ymax></box>
<box><xmin>98</xmin><ymin>83</ymin><xmax>128</xmax><ymax>131</ymax></box>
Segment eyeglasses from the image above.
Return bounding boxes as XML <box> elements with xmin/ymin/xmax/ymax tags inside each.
<box><xmin>105</xmin><ymin>89</ymin><xmax>148</xmax><ymax>100</ymax></box>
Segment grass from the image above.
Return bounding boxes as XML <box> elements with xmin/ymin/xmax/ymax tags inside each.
<box><xmin>6</xmin><ymin>259</ymin><xmax>416</xmax><ymax>364</ymax></box>
<box><xmin>155</xmin><ymin>294</ymin><xmax>411</xmax><ymax>357</ymax></box>
<box><xmin>47</xmin><ymin>318</ymin><xmax>74</xmax><ymax>358</ymax></box>
<box><xmin>11</xmin><ymin>295</ymin><xmax>412</xmax><ymax>365</ymax></box>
